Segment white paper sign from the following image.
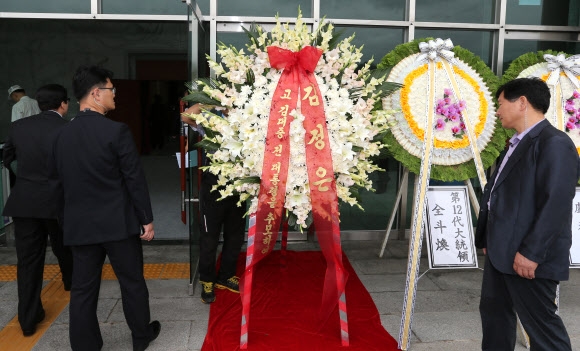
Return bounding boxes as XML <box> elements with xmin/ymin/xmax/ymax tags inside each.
<box><xmin>425</xmin><ymin>186</ymin><xmax>478</xmax><ymax>269</ymax></box>
<box><xmin>175</xmin><ymin>151</ymin><xmax>198</xmax><ymax>168</ymax></box>
<box><xmin>569</xmin><ymin>188</ymin><xmax>580</xmax><ymax>267</ymax></box>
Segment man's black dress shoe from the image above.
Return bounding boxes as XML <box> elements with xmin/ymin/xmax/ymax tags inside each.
<box><xmin>22</xmin><ymin>309</ymin><xmax>45</xmax><ymax>336</ymax></box>
<box><xmin>133</xmin><ymin>321</ymin><xmax>161</xmax><ymax>351</ymax></box>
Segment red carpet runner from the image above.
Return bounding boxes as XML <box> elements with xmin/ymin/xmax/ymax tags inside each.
<box><xmin>201</xmin><ymin>250</ymin><xmax>400</xmax><ymax>351</ymax></box>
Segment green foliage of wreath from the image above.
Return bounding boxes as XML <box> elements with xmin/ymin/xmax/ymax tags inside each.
<box><xmin>377</xmin><ymin>38</ymin><xmax>507</xmax><ymax>181</ymax></box>
<box><xmin>500</xmin><ymin>50</ymin><xmax>567</xmax><ymax>86</ymax></box>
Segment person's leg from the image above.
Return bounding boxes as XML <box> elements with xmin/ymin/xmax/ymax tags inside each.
<box><xmin>217</xmin><ymin>197</ymin><xmax>246</xmax><ymax>282</ymax></box>
<box><xmin>69</xmin><ymin>244</ymin><xmax>106</xmax><ymax>351</ymax></box>
<box><xmin>45</xmin><ymin>219</ymin><xmax>73</xmax><ymax>290</ymax></box>
<box><xmin>14</xmin><ymin>217</ymin><xmax>47</xmax><ymax>333</ymax></box>
<box><xmin>198</xmin><ymin>180</ymin><xmax>225</xmax><ymax>283</ymax></box>
<box><xmin>505</xmin><ymin>276</ymin><xmax>571</xmax><ymax>351</ymax></box>
<box><xmin>479</xmin><ymin>255</ymin><xmax>517</xmax><ymax>351</ymax></box>
<box><xmin>104</xmin><ymin>236</ymin><xmax>154</xmax><ymax>349</ymax></box>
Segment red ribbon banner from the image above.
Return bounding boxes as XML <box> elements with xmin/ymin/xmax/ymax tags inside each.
<box><xmin>243</xmin><ymin>45</ymin><xmax>348</xmax><ymax>325</ymax></box>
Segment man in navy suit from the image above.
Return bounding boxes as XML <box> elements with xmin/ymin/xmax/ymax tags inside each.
<box><xmin>475</xmin><ymin>78</ymin><xmax>579</xmax><ymax>350</ymax></box>
<box><xmin>53</xmin><ymin>66</ymin><xmax>160</xmax><ymax>351</ymax></box>
<box><xmin>2</xmin><ymin>84</ymin><xmax>73</xmax><ymax>336</ymax></box>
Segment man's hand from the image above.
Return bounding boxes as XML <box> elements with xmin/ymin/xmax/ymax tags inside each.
<box><xmin>140</xmin><ymin>222</ymin><xmax>155</xmax><ymax>242</ymax></box>
<box><xmin>513</xmin><ymin>252</ymin><xmax>538</xmax><ymax>279</ymax></box>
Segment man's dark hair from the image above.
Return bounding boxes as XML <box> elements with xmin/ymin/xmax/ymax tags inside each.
<box><xmin>35</xmin><ymin>84</ymin><xmax>68</xmax><ymax>111</ymax></box>
<box><xmin>495</xmin><ymin>77</ymin><xmax>550</xmax><ymax>114</ymax></box>
<box><xmin>72</xmin><ymin>65</ymin><xmax>113</xmax><ymax>101</ymax></box>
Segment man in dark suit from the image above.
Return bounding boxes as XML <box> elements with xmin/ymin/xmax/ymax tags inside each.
<box><xmin>52</xmin><ymin>66</ymin><xmax>160</xmax><ymax>351</ymax></box>
<box><xmin>2</xmin><ymin>84</ymin><xmax>73</xmax><ymax>336</ymax></box>
<box><xmin>476</xmin><ymin>78</ymin><xmax>579</xmax><ymax>351</ymax></box>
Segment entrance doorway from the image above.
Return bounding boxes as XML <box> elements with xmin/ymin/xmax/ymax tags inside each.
<box><xmin>107</xmin><ymin>57</ymin><xmax>190</xmax><ymax>240</ymax></box>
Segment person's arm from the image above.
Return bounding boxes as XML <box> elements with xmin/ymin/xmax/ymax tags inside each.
<box><xmin>11</xmin><ymin>105</ymin><xmax>22</xmax><ymax>122</ymax></box>
<box><xmin>181</xmin><ymin>103</ymin><xmax>202</xmax><ymax>127</ymax></box>
<box><xmin>2</xmin><ymin>127</ymin><xmax>16</xmax><ymax>172</ymax></box>
<box><xmin>116</xmin><ymin>123</ymin><xmax>154</xmax><ymax>230</ymax></box>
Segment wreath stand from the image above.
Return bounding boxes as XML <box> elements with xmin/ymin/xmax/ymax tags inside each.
<box><xmin>239</xmin><ymin>215</ymin><xmax>349</xmax><ymax>349</ymax></box>
<box><xmin>378</xmin><ymin>167</ymin><xmax>533</xmax><ymax>350</ymax></box>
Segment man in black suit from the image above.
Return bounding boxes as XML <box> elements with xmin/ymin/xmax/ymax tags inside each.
<box><xmin>2</xmin><ymin>84</ymin><xmax>73</xmax><ymax>336</ymax></box>
<box><xmin>476</xmin><ymin>78</ymin><xmax>579</xmax><ymax>351</ymax></box>
<box><xmin>52</xmin><ymin>66</ymin><xmax>160</xmax><ymax>351</ymax></box>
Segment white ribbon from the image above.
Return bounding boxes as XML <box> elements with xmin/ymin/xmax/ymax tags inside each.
<box><xmin>416</xmin><ymin>38</ymin><xmax>457</xmax><ymax>65</ymax></box>
<box><xmin>544</xmin><ymin>54</ymin><xmax>580</xmax><ymax>88</ymax></box>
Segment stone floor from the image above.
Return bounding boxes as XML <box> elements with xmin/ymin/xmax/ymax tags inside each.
<box><xmin>1</xmin><ymin>239</ymin><xmax>579</xmax><ymax>350</ymax></box>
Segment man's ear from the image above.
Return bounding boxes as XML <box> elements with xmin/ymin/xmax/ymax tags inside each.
<box><xmin>519</xmin><ymin>96</ymin><xmax>528</xmax><ymax>110</ymax></box>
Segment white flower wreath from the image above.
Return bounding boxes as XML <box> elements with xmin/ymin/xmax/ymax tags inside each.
<box><xmin>182</xmin><ymin>12</ymin><xmax>399</xmax><ymax>228</ymax></box>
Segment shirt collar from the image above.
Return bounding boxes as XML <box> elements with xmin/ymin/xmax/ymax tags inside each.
<box><xmin>510</xmin><ymin>119</ymin><xmax>544</xmax><ymax>146</ymax></box>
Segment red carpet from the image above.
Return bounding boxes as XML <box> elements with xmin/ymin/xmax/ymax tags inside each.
<box><xmin>201</xmin><ymin>250</ymin><xmax>400</xmax><ymax>351</ymax></box>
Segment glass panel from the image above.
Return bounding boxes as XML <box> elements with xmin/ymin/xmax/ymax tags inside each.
<box><xmin>196</xmin><ymin>0</ymin><xmax>210</xmax><ymax>16</ymax></box>
<box><xmin>503</xmin><ymin>40</ymin><xmax>580</xmax><ymax>74</ymax></box>
<box><xmin>0</xmin><ymin>0</ymin><xmax>89</xmax><ymax>13</ymax></box>
<box><xmin>216</xmin><ymin>31</ymin><xmax>250</xmax><ymax>53</ymax></box>
<box><xmin>334</xmin><ymin>26</ymin><xmax>405</xmax><ymax>68</ymax></box>
<box><xmin>102</xmin><ymin>0</ymin><xmax>186</xmax><ymax>15</ymax></box>
<box><xmin>416</xmin><ymin>0</ymin><xmax>495</xmax><ymax>24</ymax></box>
<box><xmin>340</xmin><ymin>158</ymin><xmax>400</xmax><ymax>230</ymax></box>
<box><xmin>506</xmin><ymin>0</ymin><xmax>579</xmax><ymax>26</ymax></box>
<box><xmin>321</xmin><ymin>0</ymin><xmax>405</xmax><ymax>21</ymax></box>
<box><xmin>414</xmin><ymin>29</ymin><xmax>494</xmax><ymax>67</ymax></box>
<box><xmin>217</xmin><ymin>0</ymin><xmax>311</xmax><ymax>17</ymax></box>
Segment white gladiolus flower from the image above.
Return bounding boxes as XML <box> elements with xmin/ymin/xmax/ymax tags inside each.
<box><xmin>186</xmin><ymin>13</ymin><xmax>396</xmax><ymax>228</ymax></box>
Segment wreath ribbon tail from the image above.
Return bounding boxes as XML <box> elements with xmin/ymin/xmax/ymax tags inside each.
<box><xmin>399</xmin><ymin>61</ymin><xmax>436</xmax><ymax>350</ymax></box>
<box><xmin>442</xmin><ymin>61</ymin><xmax>488</xmax><ymax>188</ymax></box>
<box><xmin>300</xmin><ymin>71</ymin><xmax>348</xmax><ymax>334</ymax></box>
<box><xmin>555</xmin><ymin>83</ymin><xmax>564</xmax><ymax>131</ymax></box>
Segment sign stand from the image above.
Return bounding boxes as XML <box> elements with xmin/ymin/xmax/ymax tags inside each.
<box><xmin>379</xmin><ymin>175</ymin><xmax>534</xmax><ymax>349</ymax></box>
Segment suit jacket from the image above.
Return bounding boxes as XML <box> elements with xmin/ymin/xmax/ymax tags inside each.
<box><xmin>475</xmin><ymin>119</ymin><xmax>580</xmax><ymax>281</ymax></box>
<box><xmin>2</xmin><ymin>110</ymin><xmax>67</xmax><ymax>218</ymax></box>
<box><xmin>52</xmin><ymin>110</ymin><xmax>153</xmax><ymax>246</ymax></box>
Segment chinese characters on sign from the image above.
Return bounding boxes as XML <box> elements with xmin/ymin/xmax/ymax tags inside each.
<box><xmin>425</xmin><ymin>186</ymin><xmax>478</xmax><ymax>269</ymax></box>
<box><xmin>569</xmin><ymin>188</ymin><xmax>580</xmax><ymax>267</ymax></box>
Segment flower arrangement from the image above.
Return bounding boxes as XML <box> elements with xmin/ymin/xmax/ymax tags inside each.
<box><xmin>378</xmin><ymin>38</ymin><xmax>506</xmax><ymax>181</ymax></box>
<box><xmin>434</xmin><ymin>88</ymin><xmax>467</xmax><ymax>138</ymax></box>
<box><xmin>182</xmin><ymin>12</ymin><xmax>399</xmax><ymax>228</ymax></box>
<box><xmin>510</xmin><ymin>51</ymin><xmax>580</xmax><ymax>154</ymax></box>
<box><xmin>565</xmin><ymin>90</ymin><xmax>580</xmax><ymax>132</ymax></box>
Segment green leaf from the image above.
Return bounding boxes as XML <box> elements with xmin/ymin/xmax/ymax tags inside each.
<box><xmin>366</xmin><ymin>67</ymin><xmax>393</xmax><ymax>82</ymax></box>
<box><xmin>349</xmin><ymin>186</ymin><xmax>362</xmax><ymax>203</ymax></box>
<box><xmin>327</xmin><ymin>28</ymin><xmax>346</xmax><ymax>51</ymax></box>
<box><xmin>372</xmin><ymin>131</ymin><xmax>389</xmax><ymax>143</ymax></box>
<box><xmin>193</xmin><ymin>139</ymin><xmax>220</xmax><ymax>151</ymax></box>
<box><xmin>235</xmin><ymin>176</ymin><xmax>261</xmax><ymax>185</ymax></box>
<box><xmin>242</xmin><ymin>23</ymin><xmax>261</xmax><ymax>50</ymax></box>
<box><xmin>352</xmin><ymin>145</ymin><xmax>364</xmax><ymax>152</ymax></box>
<box><xmin>181</xmin><ymin>91</ymin><xmax>221</xmax><ymax>106</ymax></box>
<box><xmin>202</xmin><ymin>126</ymin><xmax>219</xmax><ymax>139</ymax></box>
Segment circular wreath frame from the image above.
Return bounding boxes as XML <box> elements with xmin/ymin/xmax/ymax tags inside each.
<box><xmin>377</xmin><ymin>38</ymin><xmax>506</xmax><ymax>181</ymax></box>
